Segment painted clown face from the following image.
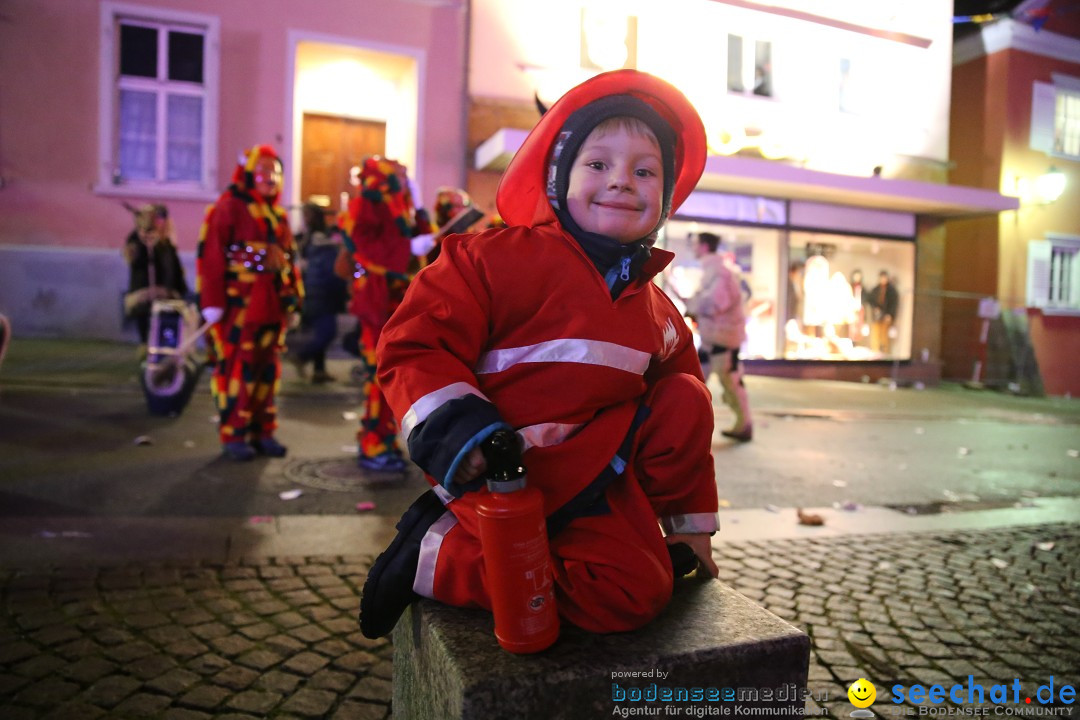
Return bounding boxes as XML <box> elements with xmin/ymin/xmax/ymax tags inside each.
<box><xmin>565</xmin><ymin>123</ymin><xmax>663</xmax><ymax>245</ymax></box>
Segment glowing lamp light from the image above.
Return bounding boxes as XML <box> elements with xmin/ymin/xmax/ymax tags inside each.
<box><xmin>1034</xmin><ymin>167</ymin><xmax>1066</xmax><ymax>205</ymax></box>
<box><xmin>706</xmin><ymin>125</ymin><xmax>746</xmax><ymax>156</ymax></box>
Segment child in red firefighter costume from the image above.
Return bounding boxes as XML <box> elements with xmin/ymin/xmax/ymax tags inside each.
<box><xmin>359</xmin><ymin>70</ymin><xmax>721</xmax><ymax>640</ymax></box>
<box><xmin>197</xmin><ymin>145</ymin><xmax>303</xmax><ymax>462</ymax></box>
<box><xmin>342</xmin><ymin>157</ymin><xmax>421</xmax><ymax>473</ymax></box>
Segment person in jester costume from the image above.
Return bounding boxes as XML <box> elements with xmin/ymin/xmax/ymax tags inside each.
<box><xmin>196</xmin><ymin>144</ymin><xmax>303</xmax><ymax>462</ymax></box>
<box><xmin>342</xmin><ymin>156</ymin><xmax>421</xmax><ymax>473</ymax></box>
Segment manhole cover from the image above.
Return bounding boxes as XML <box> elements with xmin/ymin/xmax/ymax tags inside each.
<box><xmin>283</xmin><ymin>457</ymin><xmax>419</xmax><ymax>492</ymax></box>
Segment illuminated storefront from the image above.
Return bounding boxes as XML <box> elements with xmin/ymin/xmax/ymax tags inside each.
<box><xmin>467</xmin><ymin>0</ymin><xmax>1019</xmax><ymax>380</ymax></box>
<box><xmin>662</xmin><ymin>194</ymin><xmax>917</xmax><ymax>363</ymax></box>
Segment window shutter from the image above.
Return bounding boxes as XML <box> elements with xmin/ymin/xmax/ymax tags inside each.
<box><xmin>1026</xmin><ymin>239</ymin><xmax>1052</xmax><ymax>307</ymax></box>
<box><xmin>1030</xmin><ymin>81</ymin><xmax>1056</xmax><ymax>153</ymax></box>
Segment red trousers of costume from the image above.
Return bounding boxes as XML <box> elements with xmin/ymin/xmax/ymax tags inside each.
<box><xmin>209</xmin><ymin>319</ymin><xmax>285</xmax><ymax>443</ymax></box>
<box><xmin>354</xmin><ymin>273</ymin><xmax>408</xmax><ymax>460</ymax></box>
<box><xmin>357</xmin><ymin>323</ymin><xmax>401</xmax><ymax>459</ymax></box>
<box><xmin>417</xmin><ymin>374</ymin><xmax>715</xmax><ymax>633</ymax></box>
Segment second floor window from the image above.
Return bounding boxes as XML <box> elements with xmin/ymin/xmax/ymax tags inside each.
<box><xmin>1054</xmin><ymin>89</ymin><xmax>1080</xmax><ymax>158</ymax></box>
<box><xmin>727</xmin><ymin>34</ymin><xmax>772</xmax><ymax>98</ymax></box>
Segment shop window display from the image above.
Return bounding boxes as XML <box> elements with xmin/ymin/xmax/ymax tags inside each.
<box><xmin>659</xmin><ymin>221</ymin><xmax>914</xmax><ymax>362</ymax></box>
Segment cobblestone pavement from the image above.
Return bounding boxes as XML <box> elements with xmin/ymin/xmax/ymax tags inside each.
<box><xmin>2</xmin><ymin>524</ymin><xmax>1078</xmax><ymax>719</ymax></box>
<box><xmin>0</xmin><ymin>555</ymin><xmax>389</xmax><ymax>720</ymax></box>
<box><xmin>714</xmin><ymin>523</ymin><xmax>1080</xmax><ymax>718</ymax></box>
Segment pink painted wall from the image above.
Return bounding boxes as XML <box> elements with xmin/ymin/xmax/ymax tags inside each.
<box><xmin>0</xmin><ymin>0</ymin><xmax>467</xmax><ymax>255</ymax></box>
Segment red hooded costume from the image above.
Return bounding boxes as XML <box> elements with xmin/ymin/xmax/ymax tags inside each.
<box><xmin>377</xmin><ymin>71</ymin><xmax>718</xmax><ymax>632</ymax></box>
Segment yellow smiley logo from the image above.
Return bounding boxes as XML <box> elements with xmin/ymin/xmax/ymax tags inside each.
<box><xmin>848</xmin><ymin>678</ymin><xmax>876</xmax><ymax>708</ymax></box>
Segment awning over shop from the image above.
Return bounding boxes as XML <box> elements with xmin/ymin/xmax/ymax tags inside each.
<box><xmin>474</xmin><ymin>129</ymin><xmax>1019</xmax><ymax>219</ymax></box>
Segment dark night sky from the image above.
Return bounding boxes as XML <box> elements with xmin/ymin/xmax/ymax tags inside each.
<box><xmin>953</xmin><ymin>0</ymin><xmax>1027</xmax><ymax>15</ymax></box>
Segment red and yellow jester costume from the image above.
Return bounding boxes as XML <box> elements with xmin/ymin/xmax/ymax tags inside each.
<box><xmin>196</xmin><ymin>145</ymin><xmax>302</xmax><ymax>450</ymax></box>
<box><xmin>343</xmin><ymin>157</ymin><xmax>418</xmax><ymax>470</ymax></box>
<box><xmin>375</xmin><ymin>71</ymin><xmax>719</xmax><ymax>633</ymax></box>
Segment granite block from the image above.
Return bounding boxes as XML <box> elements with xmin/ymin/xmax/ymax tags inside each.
<box><xmin>393</xmin><ymin>580</ymin><xmax>810</xmax><ymax>719</ymax></box>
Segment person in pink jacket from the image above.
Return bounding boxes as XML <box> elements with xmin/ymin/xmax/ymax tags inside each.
<box><xmin>687</xmin><ymin>232</ymin><xmax>753</xmax><ymax>441</ymax></box>
<box><xmin>358</xmin><ymin>70</ymin><xmax>721</xmax><ymax>640</ymax></box>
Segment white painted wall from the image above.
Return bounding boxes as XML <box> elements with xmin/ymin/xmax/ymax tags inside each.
<box><xmin>469</xmin><ymin>0</ymin><xmax>954</xmax><ymax>177</ymax></box>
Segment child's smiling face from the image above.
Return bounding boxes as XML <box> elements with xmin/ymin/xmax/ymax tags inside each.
<box><xmin>565</xmin><ymin>121</ymin><xmax>663</xmax><ymax>245</ymax></box>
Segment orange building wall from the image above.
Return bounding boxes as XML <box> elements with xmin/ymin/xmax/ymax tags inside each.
<box><xmin>947</xmin><ymin>38</ymin><xmax>1080</xmax><ymax>396</ymax></box>
<box><xmin>944</xmin><ymin>53</ymin><xmax>1006</xmax><ymax>381</ymax></box>
<box><xmin>999</xmin><ymin>48</ymin><xmax>1080</xmax><ymax>396</ymax></box>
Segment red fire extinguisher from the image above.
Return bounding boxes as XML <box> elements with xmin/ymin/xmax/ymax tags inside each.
<box><xmin>476</xmin><ymin>430</ymin><xmax>560</xmax><ymax>654</ymax></box>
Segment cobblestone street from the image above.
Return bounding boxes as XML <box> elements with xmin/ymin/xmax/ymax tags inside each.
<box><xmin>2</xmin><ymin>523</ymin><xmax>1077</xmax><ymax>718</ymax></box>
<box><xmin>720</xmin><ymin>523</ymin><xmax>1080</xmax><ymax>718</ymax></box>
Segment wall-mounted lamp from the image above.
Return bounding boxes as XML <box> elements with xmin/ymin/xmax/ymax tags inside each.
<box><xmin>1034</xmin><ymin>166</ymin><xmax>1066</xmax><ymax>204</ymax></box>
<box><xmin>1015</xmin><ymin>167</ymin><xmax>1067</xmax><ymax>205</ymax></box>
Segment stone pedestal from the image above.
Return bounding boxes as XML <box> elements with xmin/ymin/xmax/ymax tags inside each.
<box><xmin>393</xmin><ymin>580</ymin><xmax>810</xmax><ymax>719</ymax></box>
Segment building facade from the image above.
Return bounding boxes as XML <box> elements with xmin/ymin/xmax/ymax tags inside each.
<box><xmin>1</xmin><ymin>0</ymin><xmax>1030</xmax><ymax>391</ymax></box>
<box><xmin>466</xmin><ymin>0</ymin><xmax>1017</xmax><ymax>384</ymax></box>
<box><xmin>0</xmin><ymin>0</ymin><xmax>468</xmax><ymax>340</ymax></box>
<box><xmin>950</xmin><ymin>4</ymin><xmax>1080</xmax><ymax>397</ymax></box>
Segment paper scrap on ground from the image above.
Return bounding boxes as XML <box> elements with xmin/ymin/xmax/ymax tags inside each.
<box><xmin>342</xmin><ymin>411</ymin><xmax>359</xmax><ymax>421</ymax></box>
<box><xmin>279</xmin><ymin>489</ymin><xmax>303</xmax><ymax>500</ymax></box>
<box><xmin>133</xmin><ymin>435</ymin><xmax>153</xmax><ymax>446</ymax></box>
<box><xmin>356</xmin><ymin>501</ymin><xmax>376</xmax><ymax>512</ymax></box>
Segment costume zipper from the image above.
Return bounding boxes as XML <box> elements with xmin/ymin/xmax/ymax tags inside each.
<box><xmin>619</xmin><ymin>256</ymin><xmax>631</xmax><ymax>281</ymax></box>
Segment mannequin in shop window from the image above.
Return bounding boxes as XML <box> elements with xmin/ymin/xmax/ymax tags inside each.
<box><xmin>866</xmin><ymin>270</ymin><xmax>898</xmax><ymax>355</ymax></box>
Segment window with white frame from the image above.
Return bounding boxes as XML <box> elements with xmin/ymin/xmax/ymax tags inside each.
<box><xmin>98</xmin><ymin>3</ymin><xmax>219</xmax><ymax>197</ymax></box>
<box><xmin>726</xmin><ymin>34</ymin><xmax>773</xmax><ymax>98</ymax></box>
<box><xmin>1030</xmin><ymin>75</ymin><xmax>1080</xmax><ymax>160</ymax></box>
<box><xmin>1054</xmin><ymin>89</ymin><xmax>1080</xmax><ymax>158</ymax></box>
<box><xmin>1027</xmin><ymin>235</ymin><xmax>1080</xmax><ymax>311</ymax></box>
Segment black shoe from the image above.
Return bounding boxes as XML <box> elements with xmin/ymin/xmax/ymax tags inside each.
<box><xmin>721</xmin><ymin>426</ymin><xmax>753</xmax><ymax>442</ymax></box>
<box><xmin>251</xmin><ymin>436</ymin><xmax>288</xmax><ymax>457</ymax></box>
<box><xmin>223</xmin><ymin>441</ymin><xmax>256</xmax><ymax>462</ymax></box>
<box><xmin>668</xmin><ymin>542</ymin><xmax>699</xmax><ymax>578</ymax></box>
<box><xmin>359</xmin><ymin>489</ymin><xmax>446</xmax><ymax>639</ymax></box>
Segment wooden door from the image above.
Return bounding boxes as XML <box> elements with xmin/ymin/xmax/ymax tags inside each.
<box><xmin>300</xmin><ymin>114</ymin><xmax>386</xmax><ymax>210</ymax></box>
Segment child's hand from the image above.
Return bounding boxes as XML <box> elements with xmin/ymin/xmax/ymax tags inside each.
<box><xmin>665</xmin><ymin>533</ymin><xmax>719</xmax><ymax>578</ymax></box>
<box><xmin>452</xmin><ymin>447</ymin><xmax>487</xmax><ymax>486</ymax></box>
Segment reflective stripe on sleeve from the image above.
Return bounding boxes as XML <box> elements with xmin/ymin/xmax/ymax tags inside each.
<box><xmin>400</xmin><ymin>382</ymin><xmax>491</xmax><ymax>442</ymax></box>
<box><xmin>661</xmin><ymin>512</ymin><xmax>721</xmax><ymax>535</ymax></box>
<box><xmin>413</xmin><ymin>510</ymin><xmax>457</xmax><ymax>600</ymax></box>
<box><xmin>475</xmin><ymin>339</ymin><xmax>651</xmax><ymax>376</ymax></box>
<box><xmin>517</xmin><ymin>422</ymin><xmax>585</xmax><ymax>453</ymax></box>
